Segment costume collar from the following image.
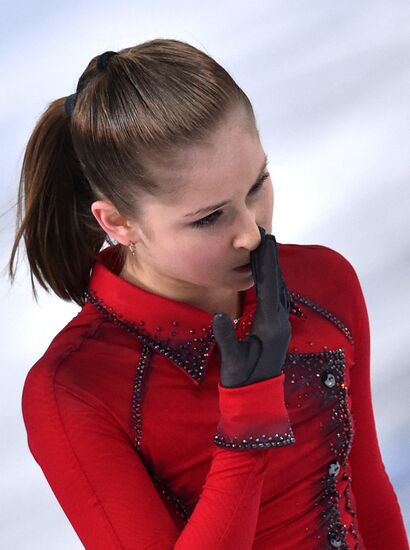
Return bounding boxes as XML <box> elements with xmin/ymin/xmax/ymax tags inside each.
<box><xmin>85</xmin><ymin>244</ymin><xmax>303</xmax><ymax>384</ymax></box>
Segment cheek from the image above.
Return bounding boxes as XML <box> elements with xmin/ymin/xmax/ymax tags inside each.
<box><xmin>170</xmin><ymin>234</ymin><xmax>227</xmax><ymax>273</ymax></box>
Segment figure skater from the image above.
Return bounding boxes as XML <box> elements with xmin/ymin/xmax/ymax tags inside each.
<box><xmin>9</xmin><ymin>39</ymin><xmax>408</xmax><ymax>549</ymax></box>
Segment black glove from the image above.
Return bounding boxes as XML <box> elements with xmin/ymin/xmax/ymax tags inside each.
<box><xmin>212</xmin><ymin>226</ymin><xmax>292</xmax><ymax>388</ymax></box>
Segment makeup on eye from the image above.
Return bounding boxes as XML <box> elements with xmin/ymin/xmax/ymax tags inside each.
<box><xmin>192</xmin><ymin>171</ymin><xmax>270</xmax><ymax>228</ymax></box>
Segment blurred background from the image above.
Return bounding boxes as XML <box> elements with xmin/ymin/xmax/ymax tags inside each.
<box><xmin>1</xmin><ymin>0</ymin><xmax>409</xmax><ymax>547</ymax></box>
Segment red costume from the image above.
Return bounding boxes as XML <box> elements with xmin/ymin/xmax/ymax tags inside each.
<box><xmin>22</xmin><ymin>242</ymin><xmax>409</xmax><ymax>549</ymax></box>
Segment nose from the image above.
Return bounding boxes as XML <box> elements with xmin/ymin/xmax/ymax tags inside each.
<box><xmin>233</xmin><ymin>223</ymin><xmax>267</xmax><ymax>253</ymax></box>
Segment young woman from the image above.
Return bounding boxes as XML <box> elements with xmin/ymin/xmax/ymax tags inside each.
<box><xmin>10</xmin><ymin>39</ymin><xmax>408</xmax><ymax>549</ymax></box>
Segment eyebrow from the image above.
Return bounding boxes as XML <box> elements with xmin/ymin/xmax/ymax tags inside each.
<box><xmin>183</xmin><ymin>154</ymin><xmax>269</xmax><ymax>218</ymax></box>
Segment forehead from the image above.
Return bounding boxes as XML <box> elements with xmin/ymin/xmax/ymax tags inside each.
<box><xmin>149</xmin><ymin>122</ymin><xmax>263</xmax><ymax>211</ymax></box>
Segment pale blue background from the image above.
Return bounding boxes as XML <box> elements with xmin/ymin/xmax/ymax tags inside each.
<box><xmin>1</xmin><ymin>1</ymin><xmax>409</xmax><ymax>547</ymax></box>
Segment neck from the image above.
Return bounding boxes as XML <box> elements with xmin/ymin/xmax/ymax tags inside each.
<box><xmin>119</xmin><ymin>257</ymin><xmax>243</xmax><ymax>322</ymax></box>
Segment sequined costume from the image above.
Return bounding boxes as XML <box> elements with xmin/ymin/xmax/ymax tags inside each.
<box><xmin>21</xmin><ymin>242</ymin><xmax>409</xmax><ymax>549</ymax></box>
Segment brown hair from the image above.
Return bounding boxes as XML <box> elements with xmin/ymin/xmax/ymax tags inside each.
<box><xmin>7</xmin><ymin>38</ymin><xmax>257</xmax><ymax>308</ymax></box>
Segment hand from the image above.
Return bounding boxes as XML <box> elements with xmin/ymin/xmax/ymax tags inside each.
<box><xmin>212</xmin><ymin>226</ymin><xmax>292</xmax><ymax>388</ymax></box>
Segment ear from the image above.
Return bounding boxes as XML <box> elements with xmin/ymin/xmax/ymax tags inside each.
<box><xmin>91</xmin><ymin>200</ymin><xmax>139</xmax><ymax>245</ymax></box>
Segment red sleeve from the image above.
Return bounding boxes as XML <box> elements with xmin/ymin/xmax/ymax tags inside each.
<box><xmin>22</xmin><ymin>361</ymin><xmax>294</xmax><ymax>550</ymax></box>
<box><xmin>345</xmin><ymin>261</ymin><xmax>409</xmax><ymax>549</ymax></box>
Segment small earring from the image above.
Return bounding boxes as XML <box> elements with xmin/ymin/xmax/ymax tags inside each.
<box><xmin>128</xmin><ymin>241</ymin><xmax>136</xmax><ymax>256</ymax></box>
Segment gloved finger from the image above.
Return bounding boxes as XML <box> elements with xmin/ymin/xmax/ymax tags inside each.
<box><xmin>212</xmin><ymin>313</ymin><xmax>239</xmax><ymax>362</ymax></box>
<box><xmin>250</xmin><ymin>225</ymin><xmax>265</xmax><ymax>299</ymax></box>
<box><xmin>252</xmin><ymin>231</ymin><xmax>281</xmax><ymax>324</ymax></box>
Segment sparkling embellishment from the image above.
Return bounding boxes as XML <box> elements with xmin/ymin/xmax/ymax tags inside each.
<box><xmin>343</xmin><ymin>470</ymin><xmax>360</xmax><ymax>547</ymax></box>
<box><xmin>213</xmin><ymin>431</ymin><xmax>296</xmax><ymax>450</ymax></box>
<box><xmin>83</xmin><ymin>289</ymin><xmax>213</xmax><ymax>384</ymax></box>
<box><xmin>288</xmin><ymin>299</ymin><xmax>307</xmax><ymax>318</ymax></box>
<box><xmin>131</xmin><ymin>343</ymin><xmax>151</xmax><ymax>451</ymax></box>
<box><xmin>289</xmin><ymin>291</ymin><xmax>354</xmax><ymax>345</ymax></box>
<box><xmin>283</xmin><ymin>349</ymin><xmax>357</xmax><ymax>548</ymax></box>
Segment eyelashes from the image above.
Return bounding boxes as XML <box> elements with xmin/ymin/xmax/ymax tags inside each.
<box><xmin>192</xmin><ymin>210</ymin><xmax>222</xmax><ymax>228</ymax></box>
<box><xmin>192</xmin><ymin>172</ymin><xmax>270</xmax><ymax>229</ymax></box>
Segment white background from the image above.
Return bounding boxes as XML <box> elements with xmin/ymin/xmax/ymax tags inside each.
<box><xmin>1</xmin><ymin>0</ymin><xmax>409</xmax><ymax>547</ymax></box>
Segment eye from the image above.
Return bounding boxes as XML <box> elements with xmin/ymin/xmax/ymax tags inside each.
<box><xmin>192</xmin><ymin>209</ymin><xmax>223</xmax><ymax>228</ymax></box>
<box><xmin>192</xmin><ymin>171</ymin><xmax>269</xmax><ymax>229</ymax></box>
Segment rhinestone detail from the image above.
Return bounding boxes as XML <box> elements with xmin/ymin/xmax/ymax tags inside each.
<box><xmin>131</xmin><ymin>343</ymin><xmax>151</xmax><ymax>451</ymax></box>
<box><xmin>284</xmin><ymin>349</ymin><xmax>357</xmax><ymax>549</ymax></box>
<box><xmin>84</xmin><ymin>289</ymin><xmax>213</xmax><ymax>384</ymax></box>
<box><xmin>343</xmin><ymin>474</ymin><xmax>360</xmax><ymax>548</ymax></box>
<box><xmin>289</xmin><ymin>291</ymin><xmax>354</xmax><ymax>345</ymax></box>
<box><xmin>289</xmin><ymin>298</ymin><xmax>307</xmax><ymax>318</ymax></box>
<box><xmin>213</xmin><ymin>430</ymin><xmax>296</xmax><ymax>450</ymax></box>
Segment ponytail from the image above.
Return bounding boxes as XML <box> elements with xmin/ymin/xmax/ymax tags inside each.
<box><xmin>8</xmin><ymin>96</ymin><xmax>108</xmax><ymax>307</ymax></box>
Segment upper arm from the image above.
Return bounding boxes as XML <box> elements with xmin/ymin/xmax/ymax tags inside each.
<box><xmin>22</xmin><ymin>367</ymin><xmax>180</xmax><ymax>550</ymax></box>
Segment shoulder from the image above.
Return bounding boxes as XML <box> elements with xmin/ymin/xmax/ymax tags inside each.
<box><xmin>21</xmin><ymin>301</ymin><xmax>144</xmax><ymax>457</ymax></box>
<box><xmin>21</xmin><ymin>303</ymin><xmax>138</xmax><ymax>424</ymax></box>
<box><xmin>21</xmin><ymin>306</ymin><xmax>101</xmax><ymax>417</ymax></box>
<box><xmin>277</xmin><ymin>242</ymin><xmax>365</xmax><ymax>338</ymax></box>
<box><xmin>278</xmin><ymin>241</ymin><xmax>356</xmax><ymax>273</ymax></box>
<box><xmin>277</xmin><ymin>241</ymin><xmax>361</xmax><ymax>291</ymax></box>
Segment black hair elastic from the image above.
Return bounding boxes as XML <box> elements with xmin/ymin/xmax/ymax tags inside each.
<box><xmin>64</xmin><ymin>50</ymin><xmax>118</xmax><ymax>117</ymax></box>
<box><xmin>64</xmin><ymin>93</ymin><xmax>77</xmax><ymax>116</ymax></box>
<box><xmin>96</xmin><ymin>50</ymin><xmax>118</xmax><ymax>70</ymax></box>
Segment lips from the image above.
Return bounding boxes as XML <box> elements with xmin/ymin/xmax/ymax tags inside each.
<box><xmin>236</xmin><ymin>260</ymin><xmax>250</xmax><ymax>268</ymax></box>
<box><xmin>234</xmin><ymin>261</ymin><xmax>251</xmax><ymax>271</ymax></box>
